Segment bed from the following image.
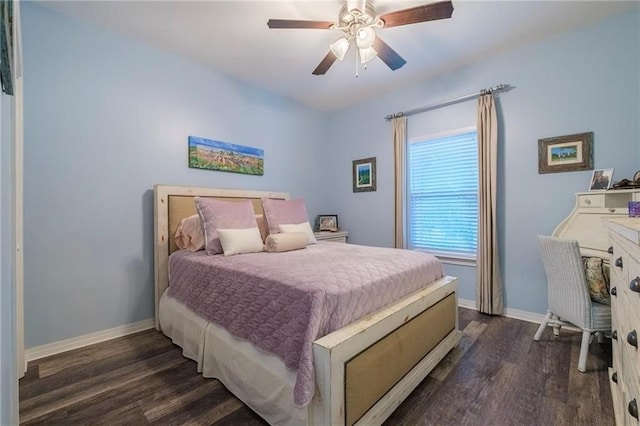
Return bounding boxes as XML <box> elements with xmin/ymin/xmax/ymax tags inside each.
<box><xmin>153</xmin><ymin>184</ymin><xmax>460</xmax><ymax>425</ymax></box>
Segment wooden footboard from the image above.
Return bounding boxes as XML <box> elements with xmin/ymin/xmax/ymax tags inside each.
<box><xmin>311</xmin><ymin>275</ymin><xmax>459</xmax><ymax>426</ymax></box>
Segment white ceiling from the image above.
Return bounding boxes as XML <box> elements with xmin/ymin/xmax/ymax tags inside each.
<box><xmin>38</xmin><ymin>0</ymin><xmax>638</xmax><ymax>111</ymax></box>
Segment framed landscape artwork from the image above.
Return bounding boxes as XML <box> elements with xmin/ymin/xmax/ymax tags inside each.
<box><xmin>538</xmin><ymin>132</ymin><xmax>593</xmax><ymax>174</ymax></box>
<box><xmin>352</xmin><ymin>157</ymin><xmax>377</xmax><ymax>192</ymax></box>
<box><xmin>189</xmin><ymin>136</ymin><xmax>264</xmax><ymax>176</ymax></box>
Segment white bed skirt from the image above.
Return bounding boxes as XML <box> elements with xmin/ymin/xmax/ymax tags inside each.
<box><xmin>158</xmin><ymin>291</ymin><xmax>307</xmax><ymax>426</ymax></box>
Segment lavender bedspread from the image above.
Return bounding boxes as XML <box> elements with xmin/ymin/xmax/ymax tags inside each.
<box><xmin>167</xmin><ymin>242</ymin><xmax>443</xmax><ymax>407</ymax></box>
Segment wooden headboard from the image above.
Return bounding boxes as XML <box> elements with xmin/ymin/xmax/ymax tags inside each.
<box><xmin>153</xmin><ymin>185</ymin><xmax>289</xmax><ymax>329</ymax></box>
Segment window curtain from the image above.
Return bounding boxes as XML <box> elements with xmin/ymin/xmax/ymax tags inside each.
<box><xmin>476</xmin><ymin>94</ymin><xmax>503</xmax><ymax>315</ymax></box>
<box><xmin>393</xmin><ymin>116</ymin><xmax>406</xmax><ymax>248</ymax></box>
<box><xmin>0</xmin><ymin>0</ymin><xmax>13</xmax><ymax>96</ymax></box>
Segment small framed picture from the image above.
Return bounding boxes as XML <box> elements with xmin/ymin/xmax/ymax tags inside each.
<box><xmin>352</xmin><ymin>157</ymin><xmax>377</xmax><ymax>192</ymax></box>
<box><xmin>589</xmin><ymin>168</ymin><xmax>614</xmax><ymax>191</ymax></box>
<box><xmin>316</xmin><ymin>215</ymin><xmax>339</xmax><ymax>232</ymax></box>
<box><xmin>538</xmin><ymin>132</ymin><xmax>593</xmax><ymax>174</ymax></box>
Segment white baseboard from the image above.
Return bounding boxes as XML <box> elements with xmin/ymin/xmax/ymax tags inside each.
<box><xmin>458</xmin><ymin>298</ymin><xmax>546</xmax><ymax>324</ymax></box>
<box><xmin>25</xmin><ymin>318</ymin><xmax>155</xmax><ymax>362</ymax></box>
<box><xmin>458</xmin><ymin>298</ymin><xmax>580</xmax><ymax>332</ymax></box>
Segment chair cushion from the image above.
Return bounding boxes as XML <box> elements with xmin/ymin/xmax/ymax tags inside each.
<box><xmin>582</xmin><ymin>256</ymin><xmax>610</xmax><ymax>305</ymax></box>
<box><xmin>590</xmin><ymin>301</ymin><xmax>612</xmax><ymax>331</ymax></box>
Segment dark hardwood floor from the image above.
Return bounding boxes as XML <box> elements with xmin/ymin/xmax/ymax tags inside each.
<box><xmin>19</xmin><ymin>308</ymin><xmax>614</xmax><ymax>425</ymax></box>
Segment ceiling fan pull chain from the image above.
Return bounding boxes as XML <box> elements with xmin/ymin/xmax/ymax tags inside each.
<box><xmin>355</xmin><ymin>47</ymin><xmax>359</xmax><ymax>78</ymax></box>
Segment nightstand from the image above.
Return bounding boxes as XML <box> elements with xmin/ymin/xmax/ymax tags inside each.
<box><xmin>314</xmin><ymin>230</ymin><xmax>348</xmax><ymax>243</ymax></box>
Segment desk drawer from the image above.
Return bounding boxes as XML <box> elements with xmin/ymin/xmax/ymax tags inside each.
<box><xmin>578</xmin><ymin>194</ymin><xmax>604</xmax><ymax>208</ymax></box>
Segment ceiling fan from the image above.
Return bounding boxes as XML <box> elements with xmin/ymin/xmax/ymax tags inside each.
<box><xmin>267</xmin><ymin>0</ymin><xmax>454</xmax><ymax>75</ymax></box>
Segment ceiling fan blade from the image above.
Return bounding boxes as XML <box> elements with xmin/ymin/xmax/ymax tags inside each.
<box><xmin>312</xmin><ymin>51</ymin><xmax>338</xmax><ymax>75</ymax></box>
<box><xmin>373</xmin><ymin>37</ymin><xmax>406</xmax><ymax>71</ymax></box>
<box><xmin>379</xmin><ymin>1</ymin><xmax>454</xmax><ymax>28</ymax></box>
<box><xmin>267</xmin><ymin>19</ymin><xmax>334</xmax><ymax>29</ymax></box>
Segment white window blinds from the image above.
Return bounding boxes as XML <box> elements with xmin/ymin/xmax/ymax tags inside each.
<box><xmin>407</xmin><ymin>129</ymin><xmax>478</xmax><ymax>259</ymax></box>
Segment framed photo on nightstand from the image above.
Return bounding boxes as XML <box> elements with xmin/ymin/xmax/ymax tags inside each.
<box><xmin>315</xmin><ymin>215</ymin><xmax>338</xmax><ymax>232</ymax></box>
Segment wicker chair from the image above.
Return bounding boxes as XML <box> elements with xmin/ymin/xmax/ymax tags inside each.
<box><xmin>534</xmin><ymin>235</ymin><xmax>611</xmax><ymax>372</ymax></box>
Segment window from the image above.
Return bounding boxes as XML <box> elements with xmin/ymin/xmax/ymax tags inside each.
<box><xmin>406</xmin><ymin>127</ymin><xmax>478</xmax><ymax>260</ymax></box>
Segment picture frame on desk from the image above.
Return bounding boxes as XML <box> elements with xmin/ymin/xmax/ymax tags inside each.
<box><xmin>537</xmin><ymin>132</ymin><xmax>593</xmax><ymax>174</ymax></box>
<box><xmin>589</xmin><ymin>168</ymin><xmax>614</xmax><ymax>191</ymax></box>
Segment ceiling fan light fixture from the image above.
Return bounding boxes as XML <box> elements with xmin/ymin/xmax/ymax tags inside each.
<box><xmin>355</xmin><ymin>25</ymin><xmax>376</xmax><ymax>49</ymax></box>
<box><xmin>329</xmin><ymin>37</ymin><xmax>351</xmax><ymax>61</ymax></box>
<box><xmin>359</xmin><ymin>46</ymin><xmax>377</xmax><ymax>64</ymax></box>
<box><xmin>268</xmin><ymin>0</ymin><xmax>454</xmax><ymax>75</ymax></box>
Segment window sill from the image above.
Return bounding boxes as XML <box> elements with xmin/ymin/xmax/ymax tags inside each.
<box><xmin>410</xmin><ymin>248</ymin><xmax>477</xmax><ymax>267</ymax></box>
<box><xmin>437</xmin><ymin>256</ymin><xmax>477</xmax><ymax>267</ymax></box>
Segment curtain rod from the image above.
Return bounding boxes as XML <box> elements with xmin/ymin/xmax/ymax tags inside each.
<box><xmin>384</xmin><ymin>83</ymin><xmax>512</xmax><ymax>121</ymax></box>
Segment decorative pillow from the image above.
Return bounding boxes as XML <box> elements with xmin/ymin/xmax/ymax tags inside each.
<box><xmin>261</xmin><ymin>198</ymin><xmax>310</xmax><ymax>236</ymax></box>
<box><xmin>265</xmin><ymin>232</ymin><xmax>308</xmax><ymax>253</ymax></box>
<box><xmin>174</xmin><ymin>214</ymin><xmax>205</xmax><ymax>251</ymax></box>
<box><xmin>278</xmin><ymin>222</ymin><xmax>317</xmax><ymax>245</ymax></box>
<box><xmin>582</xmin><ymin>256</ymin><xmax>610</xmax><ymax>305</ymax></box>
<box><xmin>217</xmin><ymin>228</ymin><xmax>264</xmax><ymax>256</ymax></box>
<box><xmin>195</xmin><ymin>197</ymin><xmax>258</xmax><ymax>255</ymax></box>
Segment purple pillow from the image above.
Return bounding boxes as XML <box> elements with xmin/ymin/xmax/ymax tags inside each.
<box><xmin>195</xmin><ymin>197</ymin><xmax>258</xmax><ymax>255</ymax></box>
<box><xmin>261</xmin><ymin>197</ymin><xmax>309</xmax><ymax>236</ymax></box>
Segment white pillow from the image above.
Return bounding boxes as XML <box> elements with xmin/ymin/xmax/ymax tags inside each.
<box><xmin>278</xmin><ymin>222</ymin><xmax>317</xmax><ymax>245</ymax></box>
<box><xmin>216</xmin><ymin>227</ymin><xmax>264</xmax><ymax>256</ymax></box>
<box><xmin>265</xmin><ymin>232</ymin><xmax>308</xmax><ymax>253</ymax></box>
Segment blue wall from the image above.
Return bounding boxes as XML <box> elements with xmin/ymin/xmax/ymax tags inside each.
<box><xmin>21</xmin><ymin>3</ymin><xmax>329</xmax><ymax>348</ymax></box>
<box><xmin>20</xmin><ymin>3</ymin><xmax>640</xmax><ymax>351</ymax></box>
<box><xmin>323</xmin><ymin>9</ymin><xmax>640</xmax><ymax>312</ymax></box>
